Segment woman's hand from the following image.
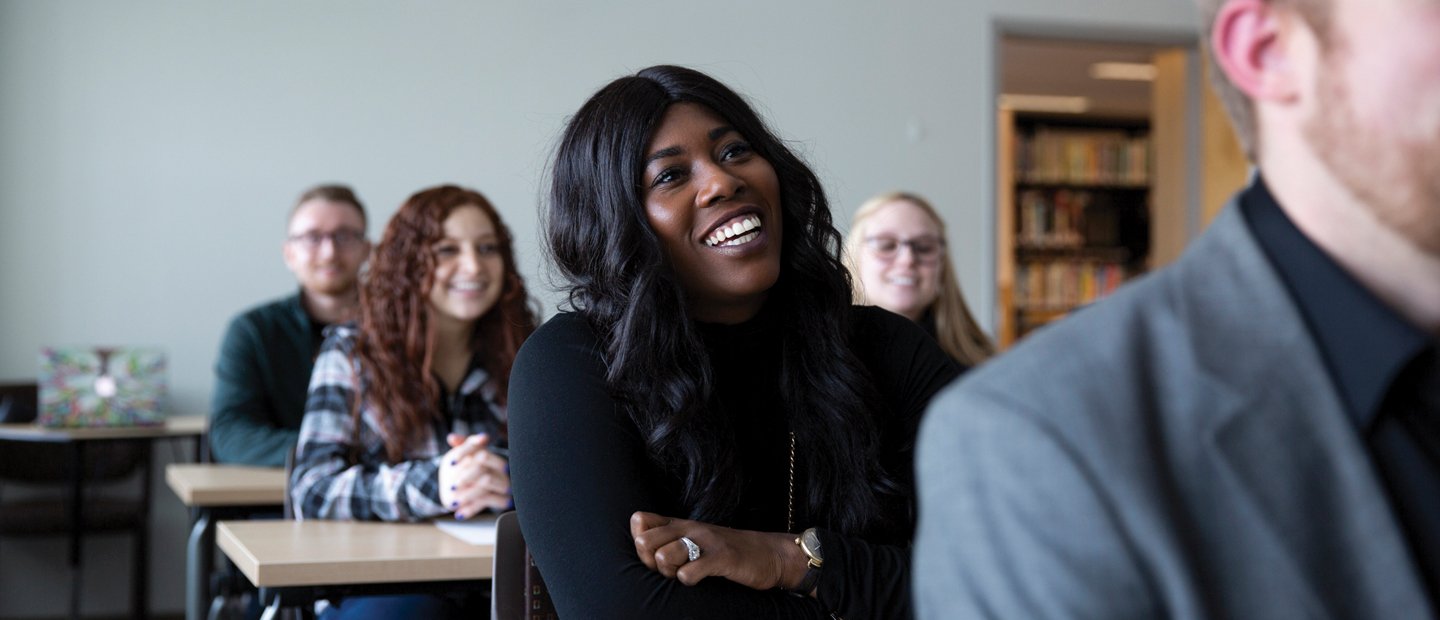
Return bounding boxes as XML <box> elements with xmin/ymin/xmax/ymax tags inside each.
<box><xmin>438</xmin><ymin>433</ymin><xmax>511</xmax><ymax>519</ymax></box>
<box><xmin>630</xmin><ymin>511</ymin><xmax>811</xmax><ymax>593</ymax></box>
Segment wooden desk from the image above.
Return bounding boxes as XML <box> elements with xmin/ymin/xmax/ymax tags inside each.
<box><xmin>219</xmin><ymin>520</ymin><xmax>494</xmax><ymax>586</ymax></box>
<box><xmin>0</xmin><ymin>414</ymin><xmax>206</xmax><ymax>441</ymax></box>
<box><xmin>165</xmin><ymin>464</ymin><xmax>286</xmax><ymax>620</ymax></box>
<box><xmin>218</xmin><ymin>520</ymin><xmax>494</xmax><ymax>619</ymax></box>
<box><xmin>167</xmin><ymin>464</ymin><xmax>287</xmax><ymax>507</ymax></box>
<box><xmin>0</xmin><ymin>415</ymin><xmax>207</xmax><ymax>620</ymax></box>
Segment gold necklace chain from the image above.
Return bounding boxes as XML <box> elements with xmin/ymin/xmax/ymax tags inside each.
<box><xmin>787</xmin><ymin>431</ymin><xmax>796</xmax><ymax>533</ymax></box>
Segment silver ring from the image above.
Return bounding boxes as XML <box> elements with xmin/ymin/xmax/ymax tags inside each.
<box><xmin>680</xmin><ymin>536</ymin><xmax>702</xmax><ymax>562</ymax></box>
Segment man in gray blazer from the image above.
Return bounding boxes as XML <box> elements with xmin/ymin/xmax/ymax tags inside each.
<box><xmin>914</xmin><ymin>0</ymin><xmax>1440</xmax><ymax>617</ymax></box>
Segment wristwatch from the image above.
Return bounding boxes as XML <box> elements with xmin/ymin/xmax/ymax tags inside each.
<box><xmin>793</xmin><ymin>527</ymin><xmax>824</xmax><ymax>594</ymax></box>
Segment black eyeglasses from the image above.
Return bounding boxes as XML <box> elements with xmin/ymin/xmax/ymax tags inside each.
<box><xmin>287</xmin><ymin>229</ymin><xmax>367</xmax><ymax>251</ymax></box>
<box><xmin>864</xmin><ymin>235</ymin><xmax>944</xmax><ymax>263</ymax></box>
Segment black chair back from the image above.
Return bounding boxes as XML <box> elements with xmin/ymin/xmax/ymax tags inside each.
<box><xmin>0</xmin><ymin>382</ymin><xmax>37</xmax><ymax>423</ymax></box>
<box><xmin>492</xmin><ymin>510</ymin><xmax>557</xmax><ymax>620</ymax></box>
<box><xmin>492</xmin><ymin>510</ymin><xmax>526</xmax><ymax>620</ymax></box>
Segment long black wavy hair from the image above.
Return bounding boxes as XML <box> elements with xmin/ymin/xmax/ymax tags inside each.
<box><xmin>546</xmin><ymin>65</ymin><xmax>899</xmax><ymax>536</ymax></box>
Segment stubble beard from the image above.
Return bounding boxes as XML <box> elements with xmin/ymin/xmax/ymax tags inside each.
<box><xmin>306</xmin><ymin>268</ymin><xmax>359</xmax><ymax>298</ymax></box>
<box><xmin>1304</xmin><ymin>49</ymin><xmax>1440</xmax><ymax>258</ymax></box>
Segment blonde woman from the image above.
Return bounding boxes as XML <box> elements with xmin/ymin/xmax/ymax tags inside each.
<box><xmin>846</xmin><ymin>192</ymin><xmax>994</xmax><ymax>366</ymax></box>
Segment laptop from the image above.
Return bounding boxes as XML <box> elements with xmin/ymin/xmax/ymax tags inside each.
<box><xmin>37</xmin><ymin>347</ymin><xmax>168</xmax><ymax>428</ymax></box>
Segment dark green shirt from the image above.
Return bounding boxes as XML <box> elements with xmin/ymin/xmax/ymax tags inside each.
<box><xmin>210</xmin><ymin>292</ymin><xmax>325</xmax><ymax>466</ymax></box>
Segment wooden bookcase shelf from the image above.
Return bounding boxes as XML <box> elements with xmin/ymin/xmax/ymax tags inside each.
<box><xmin>997</xmin><ymin>112</ymin><xmax>1153</xmax><ymax>346</ymax></box>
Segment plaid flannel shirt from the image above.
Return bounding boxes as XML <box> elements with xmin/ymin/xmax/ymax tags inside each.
<box><xmin>290</xmin><ymin>324</ymin><xmax>506</xmax><ymax>522</ymax></box>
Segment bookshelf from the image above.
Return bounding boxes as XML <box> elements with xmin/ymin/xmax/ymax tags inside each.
<box><xmin>997</xmin><ymin>112</ymin><xmax>1152</xmax><ymax>346</ymax></box>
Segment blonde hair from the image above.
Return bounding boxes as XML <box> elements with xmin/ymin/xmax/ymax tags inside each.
<box><xmin>845</xmin><ymin>192</ymin><xmax>995</xmax><ymax>366</ymax></box>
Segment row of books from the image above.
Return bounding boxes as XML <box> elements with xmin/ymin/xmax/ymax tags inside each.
<box><xmin>1014</xmin><ymin>260</ymin><xmax>1128</xmax><ymax>310</ymax></box>
<box><xmin>1017</xmin><ymin>189</ymin><xmax>1094</xmax><ymax>248</ymax></box>
<box><xmin>1016</xmin><ymin>129</ymin><xmax>1150</xmax><ymax>186</ymax></box>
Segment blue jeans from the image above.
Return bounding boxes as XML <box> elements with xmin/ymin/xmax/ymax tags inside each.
<box><xmin>318</xmin><ymin>594</ymin><xmax>471</xmax><ymax>620</ymax></box>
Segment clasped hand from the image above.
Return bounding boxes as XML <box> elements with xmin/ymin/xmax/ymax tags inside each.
<box><xmin>630</xmin><ymin>511</ymin><xmax>809</xmax><ymax>593</ymax></box>
<box><xmin>438</xmin><ymin>433</ymin><xmax>510</xmax><ymax>519</ymax></box>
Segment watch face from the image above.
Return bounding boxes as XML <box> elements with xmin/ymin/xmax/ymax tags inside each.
<box><xmin>801</xmin><ymin>529</ymin><xmax>823</xmax><ymax>560</ymax></box>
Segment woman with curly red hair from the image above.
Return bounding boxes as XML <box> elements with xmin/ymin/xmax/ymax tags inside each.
<box><xmin>291</xmin><ymin>184</ymin><xmax>536</xmax><ymax>619</ymax></box>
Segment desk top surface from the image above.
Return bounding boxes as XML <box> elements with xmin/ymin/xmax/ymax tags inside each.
<box><xmin>0</xmin><ymin>414</ymin><xmax>206</xmax><ymax>442</ymax></box>
<box><xmin>217</xmin><ymin>520</ymin><xmax>494</xmax><ymax>588</ymax></box>
<box><xmin>166</xmin><ymin>464</ymin><xmax>287</xmax><ymax>507</ymax></box>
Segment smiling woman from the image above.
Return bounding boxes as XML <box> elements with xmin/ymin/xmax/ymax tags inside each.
<box><xmin>509</xmin><ymin>65</ymin><xmax>964</xmax><ymax>619</ymax></box>
<box><xmin>289</xmin><ymin>185</ymin><xmax>537</xmax><ymax>619</ymax></box>
<box><xmin>640</xmin><ymin>102</ymin><xmax>784</xmax><ymax>324</ymax></box>
<box><xmin>845</xmin><ymin>192</ymin><xmax>995</xmax><ymax>366</ymax></box>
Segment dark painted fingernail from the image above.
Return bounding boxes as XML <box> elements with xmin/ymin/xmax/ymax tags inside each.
<box><xmin>451</xmin><ymin>501</ymin><xmax>458</xmax><ymax>508</ymax></box>
<box><xmin>449</xmin><ymin>459</ymin><xmax>456</xmax><ymax>466</ymax></box>
<box><xmin>450</xmin><ymin>484</ymin><xmax>456</xmax><ymax>491</ymax></box>
<box><xmin>457</xmin><ymin>513</ymin><xmax>467</xmax><ymax>521</ymax></box>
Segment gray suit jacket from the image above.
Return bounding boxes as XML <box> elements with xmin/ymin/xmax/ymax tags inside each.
<box><xmin>913</xmin><ymin>204</ymin><xmax>1435</xmax><ymax>619</ymax></box>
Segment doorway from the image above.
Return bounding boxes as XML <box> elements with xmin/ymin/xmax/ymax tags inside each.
<box><xmin>993</xmin><ymin>34</ymin><xmax>1245</xmax><ymax>347</ymax></box>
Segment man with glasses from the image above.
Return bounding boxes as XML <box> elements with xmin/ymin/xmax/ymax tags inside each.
<box><xmin>210</xmin><ymin>185</ymin><xmax>371</xmax><ymax>466</ymax></box>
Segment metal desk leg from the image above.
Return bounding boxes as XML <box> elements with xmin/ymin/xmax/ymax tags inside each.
<box><xmin>259</xmin><ymin>592</ymin><xmax>280</xmax><ymax>620</ymax></box>
<box><xmin>186</xmin><ymin>507</ymin><xmax>214</xmax><ymax>620</ymax></box>
<box><xmin>68</xmin><ymin>441</ymin><xmax>84</xmax><ymax>620</ymax></box>
<box><xmin>134</xmin><ymin>439</ymin><xmax>153</xmax><ymax>620</ymax></box>
<box><xmin>258</xmin><ymin>588</ymin><xmax>282</xmax><ymax>620</ymax></box>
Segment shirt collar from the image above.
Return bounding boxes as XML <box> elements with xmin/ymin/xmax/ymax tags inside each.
<box><xmin>1240</xmin><ymin>175</ymin><xmax>1430</xmax><ymax>429</ymax></box>
<box><xmin>288</xmin><ymin>289</ymin><xmax>314</xmax><ymax>329</ymax></box>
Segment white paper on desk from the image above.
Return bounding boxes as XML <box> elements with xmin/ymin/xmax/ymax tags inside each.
<box><xmin>435</xmin><ymin>514</ymin><xmax>499</xmax><ymax>546</ymax></box>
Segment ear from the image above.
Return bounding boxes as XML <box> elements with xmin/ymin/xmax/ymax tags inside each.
<box><xmin>282</xmin><ymin>240</ymin><xmax>299</xmax><ymax>274</ymax></box>
<box><xmin>1211</xmin><ymin>0</ymin><xmax>1300</xmax><ymax>104</ymax></box>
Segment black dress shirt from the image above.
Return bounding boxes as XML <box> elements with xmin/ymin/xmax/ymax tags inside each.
<box><xmin>1241</xmin><ymin>176</ymin><xmax>1440</xmax><ymax>598</ymax></box>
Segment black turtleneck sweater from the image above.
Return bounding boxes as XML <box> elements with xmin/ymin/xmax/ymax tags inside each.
<box><xmin>509</xmin><ymin>305</ymin><xmax>961</xmax><ymax>619</ymax></box>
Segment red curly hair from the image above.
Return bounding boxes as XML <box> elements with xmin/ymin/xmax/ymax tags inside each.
<box><xmin>354</xmin><ymin>185</ymin><xmax>537</xmax><ymax>464</ymax></box>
